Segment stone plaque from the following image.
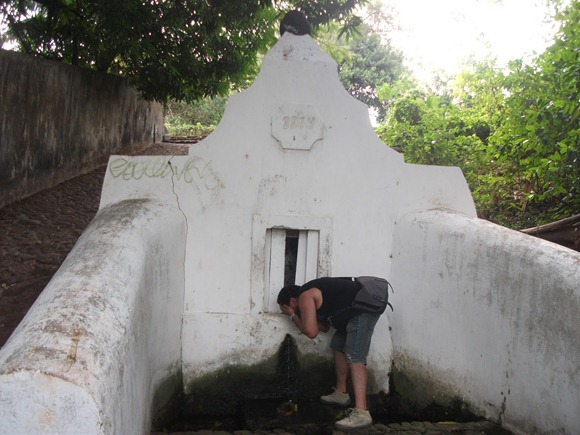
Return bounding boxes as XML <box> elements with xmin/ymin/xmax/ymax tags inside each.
<box><xmin>271</xmin><ymin>103</ymin><xmax>324</xmax><ymax>150</ymax></box>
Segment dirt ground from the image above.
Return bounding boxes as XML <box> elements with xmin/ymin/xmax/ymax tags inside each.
<box><xmin>0</xmin><ymin>142</ymin><xmax>190</xmax><ymax>349</ymax></box>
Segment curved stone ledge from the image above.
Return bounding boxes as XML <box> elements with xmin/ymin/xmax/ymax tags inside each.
<box><xmin>0</xmin><ymin>199</ymin><xmax>186</xmax><ymax>434</ymax></box>
<box><xmin>390</xmin><ymin>209</ymin><xmax>580</xmax><ymax>434</ymax></box>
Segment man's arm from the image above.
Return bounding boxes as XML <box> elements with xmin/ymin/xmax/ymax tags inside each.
<box><xmin>279</xmin><ymin>288</ymin><xmax>328</xmax><ymax>337</ymax></box>
<box><xmin>290</xmin><ymin>314</ymin><xmax>329</xmax><ymax>337</ymax></box>
<box><xmin>297</xmin><ymin>288</ymin><xmax>323</xmax><ymax>339</ymax></box>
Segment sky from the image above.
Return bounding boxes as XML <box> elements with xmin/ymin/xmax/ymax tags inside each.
<box><xmin>381</xmin><ymin>0</ymin><xmax>559</xmax><ymax>81</ymax></box>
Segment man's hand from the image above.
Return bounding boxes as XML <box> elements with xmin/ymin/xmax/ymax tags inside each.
<box><xmin>279</xmin><ymin>304</ymin><xmax>294</xmax><ymax>317</ymax></box>
<box><xmin>279</xmin><ymin>289</ymin><xmax>326</xmax><ymax>339</ymax></box>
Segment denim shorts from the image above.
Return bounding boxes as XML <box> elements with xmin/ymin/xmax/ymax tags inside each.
<box><xmin>330</xmin><ymin>312</ymin><xmax>380</xmax><ymax>364</ymax></box>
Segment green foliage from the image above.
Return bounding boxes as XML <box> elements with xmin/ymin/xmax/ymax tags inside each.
<box><xmin>164</xmin><ymin>97</ymin><xmax>226</xmax><ymax>137</ymax></box>
<box><xmin>338</xmin><ymin>23</ymin><xmax>406</xmax><ymax>122</ymax></box>
<box><xmin>166</xmin><ymin>97</ymin><xmax>227</xmax><ymax>127</ymax></box>
<box><xmin>164</xmin><ymin>119</ymin><xmax>215</xmax><ymax>138</ymax></box>
<box><xmin>490</xmin><ymin>1</ymin><xmax>580</xmax><ymax>224</ymax></box>
<box><xmin>1</xmin><ymin>0</ymin><xmax>367</xmax><ymax>102</ymax></box>
<box><xmin>377</xmin><ymin>2</ymin><xmax>579</xmax><ymax>229</ymax></box>
<box><xmin>325</xmin><ymin>1</ymin><xmax>406</xmax><ymax>122</ymax></box>
<box><xmin>310</xmin><ymin>2</ymin><xmax>405</xmax><ymax>121</ymax></box>
<box><xmin>314</xmin><ymin>20</ymin><xmax>354</xmax><ymax>64</ymax></box>
<box><xmin>378</xmin><ymin>91</ymin><xmax>483</xmax><ymax>166</ymax></box>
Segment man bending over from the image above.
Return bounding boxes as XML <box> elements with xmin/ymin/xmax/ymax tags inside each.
<box><xmin>277</xmin><ymin>277</ymin><xmax>381</xmax><ymax>430</ymax></box>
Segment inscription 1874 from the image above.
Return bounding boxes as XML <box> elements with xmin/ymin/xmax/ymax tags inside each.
<box><xmin>272</xmin><ymin>103</ymin><xmax>324</xmax><ymax>151</ymax></box>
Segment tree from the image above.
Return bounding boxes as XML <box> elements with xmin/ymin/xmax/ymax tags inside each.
<box><xmin>376</xmin><ymin>78</ymin><xmax>488</xmax><ymax>170</ymax></box>
<box><xmin>377</xmin><ymin>1</ymin><xmax>579</xmax><ymax>228</ymax></box>
<box><xmin>338</xmin><ymin>22</ymin><xmax>406</xmax><ymax>122</ymax></box>
<box><xmin>0</xmin><ymin>0</ymin><xmax>367</xmax><ymax>102</ymax></box>
<box><xmin>335</xmin><ymin>1</ymin><xmax>406</xmax><ymax>122</ymax></box>
<box><xmin>490</xmin><ymin>1</ymin><xmax>579</xmax><ymax>222</ymax></box>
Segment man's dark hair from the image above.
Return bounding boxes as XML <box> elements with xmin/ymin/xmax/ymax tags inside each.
<box><xmin>277</xmin><ymin>284</ymin><xmax>300</xmax><ymax>305</ymax></box>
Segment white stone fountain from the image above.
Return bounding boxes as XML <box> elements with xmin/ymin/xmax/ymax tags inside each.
<box><xmin>0</xmin><ymin>30</ymin><xmax>578</xmax><ymax>435</ymax></box>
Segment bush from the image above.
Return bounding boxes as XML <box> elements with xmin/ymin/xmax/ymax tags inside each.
<box><xmin>164</xmin><ymin>96</ymin><xmax>227</xmax><ymax>137</ymax></box>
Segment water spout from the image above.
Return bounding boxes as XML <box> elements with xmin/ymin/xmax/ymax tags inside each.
<box><xmin>275</xmin><ymin>333</ymin><xmax>300</xmax><ymax>398</ymax></box>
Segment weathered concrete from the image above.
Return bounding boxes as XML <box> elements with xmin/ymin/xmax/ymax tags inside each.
<box><xmin>0</xmin><ymin>49</ymin><xmax>164</xmax><ymax>208</ymax></box>
<box><xmin>390</xmin><ymin>210</ymin><xmax>580</xmax><ymax>434</ymax></box>
<box><xmin>0</xmin><ymin>199</ymin><xmax>186</xmax><ymax>434</ymax></box>
<box><xmin>98</xmin><ymin>33</ymin><xmax>474</xmax><ymax>400</ymax></box>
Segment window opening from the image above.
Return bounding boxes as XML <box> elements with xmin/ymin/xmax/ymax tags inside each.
<box><xmin>264</xmin><ymin>228</ymin><xmax>319</xmax><ymax>313</ymax></box>
<box><xmin>284</xmin><ymin>230</ymin><xmax>299</xmax><ymax>287</ymax></box>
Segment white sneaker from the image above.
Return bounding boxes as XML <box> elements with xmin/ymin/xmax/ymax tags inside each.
<box><xmin>320</xmin><ymin>387</ymin><xmax>351</xmax><ymax>406</ymax></box>
<box><xmin>335</xmin><ymin>408</ymin><xmax>373</xmax><ymax>430</ymax></box>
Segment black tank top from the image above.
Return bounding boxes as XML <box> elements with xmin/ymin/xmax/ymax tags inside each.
<box><xmin>297</xmin><ymin>277</ymin><xmax>361</xmax><ymax>331</ymax></box>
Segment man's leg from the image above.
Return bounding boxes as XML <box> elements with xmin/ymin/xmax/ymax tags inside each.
<box><xmin>335</xmin><ymin>360</ymin><xmax>373</xmax><ymax>430</ymax></box>
<box><xmin>321</xmin><ymin>333</ymin><xmax>351</xmax><ymax>406</ymax></box>
<box><xmin>334</xmin><ymin>349</ymin><xmax>349</xmax><ymax>393</ymax></box>
<box><xmin>321</xmin><ymin>349</ymin><xmax>351</xmax><ymax>405</ymax></box>
<box><xmin>334</xmin><ymin>313</ymin><xmax>380</xmax><ymax>429</ymax></box>
<box><xmin>349</xmin><ymin>362</ymin><xmax>368</xmax><ymax>410</ymax></box>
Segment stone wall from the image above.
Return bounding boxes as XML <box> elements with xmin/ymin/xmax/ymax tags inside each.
<box><xmin>391</xmin><ymin>210</ymin><xmax>580</xmax><ymax>434</ymax></box>
<box><xmin>99</xmin><ymin>34</ymin><xmax>475</xmax><ymax>398</ymax></box>
<box><xmin>0</xmin><ymin>49</ymin><xmax>164</xmax><ymax>208</ymax></box>
<box><xmin>0</xmin><ymin>199</ymin><xmax>186</xmax><ymax>434</ymax></box>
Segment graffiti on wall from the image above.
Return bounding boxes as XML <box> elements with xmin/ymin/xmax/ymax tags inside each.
<box><xmin>109</xmin><ymin>156</ymin><xmax>224</xmax><ymax>206</ymax></box>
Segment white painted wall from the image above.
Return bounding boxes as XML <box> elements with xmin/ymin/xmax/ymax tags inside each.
<box><xmin>390</xmin><ymin>209</ymin><xmax>580</xmax><ymax>434</ymax></box>
<box><xmin>99</xmin><ymin>34</ymin><xmax>474</xmax><ymax>395</ymax></box>
<box><xmin>0</xmin><ymin>199</ymin><xmax>186</xmax><ymax>434</ymax></box>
